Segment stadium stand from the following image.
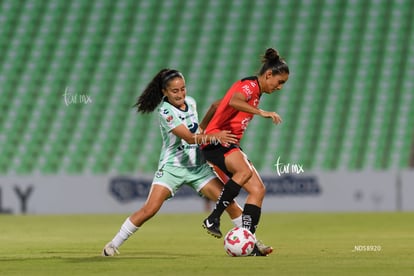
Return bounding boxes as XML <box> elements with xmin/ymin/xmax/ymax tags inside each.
<box><xmin>0</xmin><ymin>0</ymin><xmax>413</xmax><ymax>175</ymax></box>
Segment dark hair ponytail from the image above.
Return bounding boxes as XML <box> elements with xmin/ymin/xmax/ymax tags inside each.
<box><xmin>258</xmin><ymin>48</ymin><xmax>289</xmax><ymax>76</ymax></box>
<box><xmin>134</xmin><ymin>68</ymin><xmax>184</xmax><ymax>113</ymax></box>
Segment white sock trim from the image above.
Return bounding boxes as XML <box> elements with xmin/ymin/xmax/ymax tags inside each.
<box><xmin>231</xmin><ymin>215</ymin><xmax>243</xmax><ymax>228</ymax></box>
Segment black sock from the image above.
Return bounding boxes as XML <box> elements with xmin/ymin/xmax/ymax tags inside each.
<box><xmin>242</xmin><ymin>204</ymin><xmax>261</xmax><ymax>234</ymax></box>
<box><xmin>209</xmin><ymin>179</ymin><xmax>242</xmax><ymax>220</ymax></box>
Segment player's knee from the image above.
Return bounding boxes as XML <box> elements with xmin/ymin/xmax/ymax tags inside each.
<box><xmin>260</xmin><ymin>184</ymin><xmax>266</xmax><ymax>197</ymax></box>
<box><xmin>248</xmin><ymin>183</ymin><xmax>266</xmax><ymax>199</ymax></box>
<box><xmin>233</xmin><ymin>169</ymin><xmax>253</xmax><ymax>185</ymax></box>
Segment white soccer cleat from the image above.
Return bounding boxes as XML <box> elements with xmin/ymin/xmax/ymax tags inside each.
<box><xmin>255</xmin><ymin>240</ymin><xmax>274</xmax><ymax>256</ymax></box>
<box><xmin>102</xmin><ymin>242</ymin><xmax>120</xmax><ymax>256</ymax></box>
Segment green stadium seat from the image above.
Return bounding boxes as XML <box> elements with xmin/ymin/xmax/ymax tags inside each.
<box><xmin>0</xmin><ymin>0</ymin><xmax>413</xmax><ymax>175</ymax></box>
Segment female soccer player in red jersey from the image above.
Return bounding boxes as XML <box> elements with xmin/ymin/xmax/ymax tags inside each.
<box><xmin>201</xmin><ymin>48</ymin><xmax>289</xmax><ymax>248</ymax></box>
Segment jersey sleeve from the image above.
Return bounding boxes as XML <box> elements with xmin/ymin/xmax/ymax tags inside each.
<box><xmin>240</xmin><ymin>82</ymin><xmax>254</xmax><ymax>100</ymax></box>
<box><xmin>236</xmin><ymin>78</ymin><xmax>260</xmax><ymax>101</ymax></box>
<box><xmin>159</xmin><ymin>105</ymin><xmax>183</xmax><ymax>132</ymax></box>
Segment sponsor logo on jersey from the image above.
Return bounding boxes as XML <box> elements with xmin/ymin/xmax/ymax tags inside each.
<box><xmin>187</xmin><ymin>122</ymin><xmax>198</xmax><ymax>133</ymax></box>
<box><xmin>177</xmin><ymin>144</ymin><xmax>198</xmax><ymax>151</ymax></box>
<box><xmin>178</xmin><ymin>113</ymin><xmax>196</xmax><ymax>120</ymax></box>
<box><xmin>242</xmin><ymin>84</ymin><xmax>253</xmax><ymax>101</ymax></box>
<box><xmin>241</xmin><ymin>117</ymin><xmax>251</xmax><ymax>130</ymax></box>
<box><xmin>242</xmin><ymin>84</ymin><xmax>252</xmax><ymax>95</ymax></box>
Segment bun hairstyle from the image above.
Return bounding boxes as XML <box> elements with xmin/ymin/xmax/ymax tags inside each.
<box><xmin>259</xmin><ymin>48</ymin><xmax>289</xmax><ymax>76</ymax></box>
<box><xmin>134</xmin><ymin>68</ymin><xmax>184</xmax><ymax>113</ymax></box>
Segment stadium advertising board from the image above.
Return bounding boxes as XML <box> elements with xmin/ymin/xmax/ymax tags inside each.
<box><xmin>0</xmin><ymin>171</ymin><xmax>411</xmax><ymax>214</ymax></box>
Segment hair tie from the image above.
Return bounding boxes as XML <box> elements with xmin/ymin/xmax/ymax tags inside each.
<box><xmin>162</xmin><ymin>70</ymin><xmax>183</xmax><ymax>88</ymax></box>
<box><xmin>272</xmin><ymin>61</ymin><xmax>288</xmax><ymax>74</ymax></box>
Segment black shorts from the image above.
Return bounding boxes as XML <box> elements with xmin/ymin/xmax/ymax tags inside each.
<box><xmin>201</xmin><ymin>144</ymin><xmax>242</xmax><ymax>178</ymax></box>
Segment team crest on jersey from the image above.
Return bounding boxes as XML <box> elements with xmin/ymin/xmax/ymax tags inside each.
<box><xmin>155</xmin><ymin>169</ymin><xmax>164</xmax><ymax>178</ymax></box>
<box><xmin>166</xmin><ymin>115</ymin><xmax>173</xmax><ymax>122</ymax></box>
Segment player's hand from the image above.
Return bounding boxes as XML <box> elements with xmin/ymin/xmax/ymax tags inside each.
<box><xmin>259</xmin><ymin>110</ymin><xmax>282</xmax><ymax>124</ymax></box>
<box><xmin>213</xmin><ymin>130</ymin><xmax>238</xmax><ymax>145</ymax></box>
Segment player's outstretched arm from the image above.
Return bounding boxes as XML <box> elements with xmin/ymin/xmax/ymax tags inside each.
<box><xmin>229</xmin><ymin>92</ymin><xmax>282</xmax><ymax>124</ymax></box>
<box><xmin>257</xmin><ymin>110</ymin><xmax>282</xmax><ymax>124</ymax></box>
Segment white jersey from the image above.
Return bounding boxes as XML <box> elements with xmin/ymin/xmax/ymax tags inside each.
<box><xmin>157</xmin><ymin>96</ymin><xmax>204</xmax><ymax>168</ymax></box>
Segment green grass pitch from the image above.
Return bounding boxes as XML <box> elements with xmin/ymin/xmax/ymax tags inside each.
<box><xmin>1</xmin><ymin>212</ymin><xmax>413</xmax><ymax>275</ymax></box>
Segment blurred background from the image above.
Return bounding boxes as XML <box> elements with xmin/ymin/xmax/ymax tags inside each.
<box><xmin>0</xmin><ymin>0</ymin><xmax>413</xmax><ymax>214</ymax></box>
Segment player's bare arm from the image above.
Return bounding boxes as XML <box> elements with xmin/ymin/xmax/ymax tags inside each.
<box><xmin>257</xmin><ymin>110</ymin><xmax>282</xmax><ymax>124</ymax></box>
<box><xmin>199</xmin><ymin>99</ymin><xmax>222</xmax><ymax>131</ymax></box>
<box><xmin>172</xmin><ymin>124</ymin><xmax>237</xmax><ymax>145</ymax></box>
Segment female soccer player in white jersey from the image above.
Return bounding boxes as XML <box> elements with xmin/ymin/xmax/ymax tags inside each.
<box><xmin>102</xmin><ymin>69</ymin><xmax>245</xmax><ymax>256</ymax></box>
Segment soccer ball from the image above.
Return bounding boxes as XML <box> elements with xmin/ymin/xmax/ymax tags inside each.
<box><xmin>223</xmin><ymin>227</ymin><xmax>256</xmax><ymax>257</ymax></box>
